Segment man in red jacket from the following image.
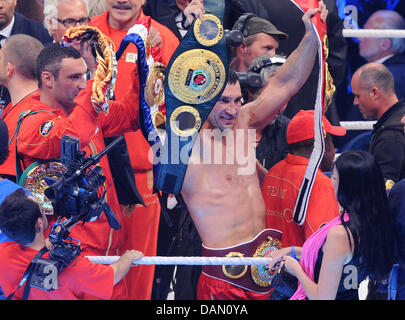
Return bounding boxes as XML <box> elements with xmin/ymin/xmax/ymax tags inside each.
<box><xmin>262</xmin><ymin>110</ymin><xmax>345</xmax><ymax>247</ymax></box>
<box><xmin>90</xmin><ymin>0</ymin><xmax>180</xmax><ymax>300</ymax></box>
<box><xmin>15</xmin><ymin>43</ymin><xmax>140</xmax><ymax>299</ymax></box>
<box><xmin>0</xmin><ymin>34</ymin><xmax>44</xmax><ymax>182</ymax></box>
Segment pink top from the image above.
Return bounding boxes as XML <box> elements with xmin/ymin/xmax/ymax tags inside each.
<box><xmin>290</xmin><ymin>213</ymin><xmax>349</xmax><ymax>300</ymax></box>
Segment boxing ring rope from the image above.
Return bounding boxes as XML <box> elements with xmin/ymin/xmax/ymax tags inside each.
<box><xmin>87</xmin><ymin>256</ymin><xmax>273</xmax><ymax>266</ymax></box>
<box><xmin>339</xmin><ymin>121</ymin><xmax>376</xmax><ymax>130</ymax></box>
<box><xmin>342</xmin><ymin>29</ymin><xmax>405</xmax><ymax>38</ymax></box>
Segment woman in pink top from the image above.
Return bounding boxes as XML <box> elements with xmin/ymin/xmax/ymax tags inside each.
<box><xmin>267</xmin><ymin>151</ymin><xmax>396</xmax><ymax>300</ymax></box>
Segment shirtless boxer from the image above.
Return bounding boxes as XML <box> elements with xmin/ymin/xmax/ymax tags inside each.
<box><xmin>180</xmin><ymin>1</ymin><xmax>328</xmax><ymax>300</ymax></box>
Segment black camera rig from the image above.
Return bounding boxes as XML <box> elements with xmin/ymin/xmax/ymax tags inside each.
<box><xmin>28</xmin><ymin>135</ymin><xmax>123</xmax><ymax>293</ymax></box>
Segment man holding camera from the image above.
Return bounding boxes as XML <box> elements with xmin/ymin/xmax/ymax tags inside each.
<box><xmin>0</xmin><ymin>188</ymin><xmax>143</xmax><ymax>300</ymax></box>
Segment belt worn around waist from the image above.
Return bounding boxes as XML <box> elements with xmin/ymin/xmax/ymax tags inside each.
<box><xmin>201</xmin><ymin>228</ymin><xmax>283</xmax><ymax>294</ymax></box>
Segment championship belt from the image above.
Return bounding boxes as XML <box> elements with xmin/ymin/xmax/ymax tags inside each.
<box><xmin>202</xmin><ymin>229</ymin><xmax>282</xmax><ymax>294</ymax></box>
<box><xmin>12</xmin><ymin>110</ymin><xmax>67</xmax><ymax>215</ymax></box>
<box><xmin>115</xmin><ymin>24</ymin><xmax>166</xmax><ymax>184</ymax></box>
<box><xmin>19</xmin><ymin>160</ymin><xmax>67</xmax><ymax>215</ymax></box>
<box><xmin>156</xmin><ymin>14</ymin><xmax>229</xmax><ymax>194</ymax></box>
<box><xmin>291</xmin><ymin>0</ymin><xmax>334</xmax><ymax>225</ymax></box>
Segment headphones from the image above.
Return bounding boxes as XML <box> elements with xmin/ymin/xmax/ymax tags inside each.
<box><xmin>249</xmin><ymin>56</ymin><xmax>286</xmax><ymax>75</ymax></box>
<box><xmin>233</xmin><ymin>13</ymin><xmax>257</xmax><ymax>38</ymax></box>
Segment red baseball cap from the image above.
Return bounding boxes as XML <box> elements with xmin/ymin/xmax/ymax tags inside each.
<box><xmin>287</xmin><ymin>110</ymin><xmax>346</xmax><ymax>144</ymax></box>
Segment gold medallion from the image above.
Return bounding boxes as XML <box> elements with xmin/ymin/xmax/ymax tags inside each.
<box><xmin>194</xmin><ymin>14</ymin><xmax>224</xmax><ymax>47</ymax></box>
<box><xmin>251</xmin><ymin>236</ymin><xmax>282</xmax><ymax>287</ymax></box>
<box><xmin>323</xmin><ymin>35</ymin><xmax>330</xmax><ymax>60</ymax></box>
<box><xmin>20</xmin><ymin>161</ymin><xmax>67</xmax><ymax>215</ymax></box>
<box><xmin>153</xmin><ymin>111</ymin><xmax>166</xmax><ymax>131</ymax></box>
<box><xmin>168</xmin><ymin>49</ymin><xmax>226</xmax><ymax>104</ymax></box>
<box><xmin>145</xmin><ymin>62</ymin><xmax>166</xmax><ymax>107</ymax></box>
<box><xmin>386</xmin><ymin>179</ymin><xmax>395</xmax><ymax>191</ymax></box>
<box><xmin>170</xmin><ymin>105</ymin><xmax>201</xmax><ymax>137</ymax></box>
<box><xmin>222</xmin><ymin>252</ymin><xmax>248</xmax><ymax>280</ymax></box>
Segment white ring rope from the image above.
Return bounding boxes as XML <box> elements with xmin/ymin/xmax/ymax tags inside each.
<box><xmin>342</xmin><ymin>29</ymin><xmax>405</xmax><ymax>38</ymax></box>
<box><xmin>86</xmin><ymin>256</ymin><xmax>273</xmax><ymax>266</ymax></box>
<box><xmin>339</xmin><ymin>121</ymin><xmax>376</xmax><ymax>130</ymax></box>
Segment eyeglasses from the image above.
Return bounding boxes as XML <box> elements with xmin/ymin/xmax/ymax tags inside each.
<box><xmin>55</xmin><ymin>17</ymin><xmax>90</xmax><ymax>28</ymax></box>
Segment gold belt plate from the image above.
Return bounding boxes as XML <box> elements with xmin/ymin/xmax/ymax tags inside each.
<box><xmin>251</xmin><ymin>236</ymin><xmax>282</xmax><ymax>287</ymax></box>
<box><xmin>168</xmin><ymin>49</ymin><xmax>226</xmax><ymax>105</ymax></box>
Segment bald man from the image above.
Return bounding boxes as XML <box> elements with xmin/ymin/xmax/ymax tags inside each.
<box><xmin>351</xmin><ymin>62</ymin><xmax>405</xmax><ymax>184</ymax></box>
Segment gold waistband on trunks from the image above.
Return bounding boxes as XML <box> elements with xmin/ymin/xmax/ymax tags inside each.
<box><xmin>201</xmin><ymin>228</ymin><xmax>283</xmax><ymax>294</ymax></box>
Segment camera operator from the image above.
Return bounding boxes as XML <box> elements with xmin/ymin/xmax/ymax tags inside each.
<box><xmin>0</xmin><ymin>188</ymin><xmax>143</xmax><ymax>300</ymax></box>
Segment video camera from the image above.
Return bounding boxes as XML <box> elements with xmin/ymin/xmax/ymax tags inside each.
<box><xmin>45</xmin><ymin>135</ymin><xmax>121</xmax><ymax>231</ymax></box>
<box><xmin>237</xmin><ymin>72</ymin><xmax>262</xmax><ymax>90</ymax></box>
<box><xmin>29</xmin><ymin>135</ymin><xmax>123</xmax><ymax>292</ymax></box>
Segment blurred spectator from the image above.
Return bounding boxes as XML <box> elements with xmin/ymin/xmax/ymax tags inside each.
<box><xmin>359</xmin><ymin>10</ymin><xmax>405</xmax><ymax>100</ymax></box>
<box><xmin>44</xmin><ymin>0</ymin><xmax>89</xmax><ymax>42</ymax></box>
<box><xmin>143</xmin><ymin>0</ymin><xmax>245</xmax><ymax>41</ymax></box>
<box><xmin>87</xmin><ymin>0</ymin><xmax>107</xmax><ymax>17</ymax></box>
<box><xmin>15</xmin><ymin>0</ymin><xmax>44</xmax><ymax>22</ymax></box>
<box><xmin>0</xmin><ymin>188</ymin><xmax>143</xmax><ymax>300</ymax></box>
<box><xmin>0</xmin><ymin>0</ymin><xmax>52</xmax><ymax>112</ymax></box>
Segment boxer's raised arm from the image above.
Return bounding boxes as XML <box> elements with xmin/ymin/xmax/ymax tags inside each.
<box><xmin>240</xmin><ymin>1</ymin><xmax>327</xmax><ymax>133</ymax></box>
